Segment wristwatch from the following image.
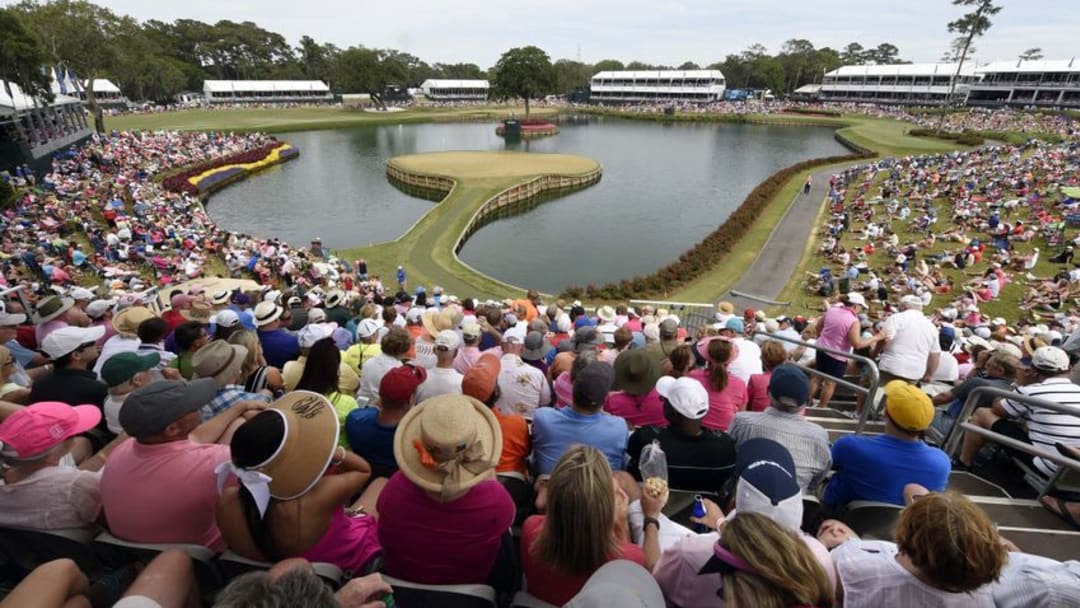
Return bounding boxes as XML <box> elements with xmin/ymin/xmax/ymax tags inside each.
<box><xmin>643</xmin><ymin>516</ymin><xmax>660</xmax><ymax>531</ymax></box>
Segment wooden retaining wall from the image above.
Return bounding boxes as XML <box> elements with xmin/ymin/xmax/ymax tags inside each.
<box><xmin>385</xmin><ymin>161</ymin><xmax>602</xmax><ymax>255</ymax></box>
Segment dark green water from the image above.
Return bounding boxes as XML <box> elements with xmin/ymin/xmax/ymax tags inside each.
<box><xmin>206</xmin><ymin>116</ymin><xmax>847</xmax><ymax>293</ymax></box>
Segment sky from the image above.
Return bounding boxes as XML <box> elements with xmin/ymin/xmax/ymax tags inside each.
<box><xmin>10</xmin><ymin>0</ymin><xmax>1079</xmax><ymax>68</ymax></box>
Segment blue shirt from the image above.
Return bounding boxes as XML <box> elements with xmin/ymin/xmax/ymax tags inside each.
<box><xmin>344</xmin><ymin>408</ymin><xmax>398</xmax><ymax>469</ymax></box>
<box><xmin>531</xmin><ymin>407</ymin><xmax>628</xmax><ymax>475</ymax></box>
<box><xmin>258</xmin><ymin>328</ymin><xmax>300</xmax><ymax>369</ymax></box>
<box><xmin>824</xmin><ymin>434</ymin><xmax>950</xmax><ymax>507</ymax></box>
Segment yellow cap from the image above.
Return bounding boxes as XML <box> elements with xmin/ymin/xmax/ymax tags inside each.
<box><xmin>883</xmin><ymin>380</ymin><xmax>934</xmax><ymax>432</ymax></box>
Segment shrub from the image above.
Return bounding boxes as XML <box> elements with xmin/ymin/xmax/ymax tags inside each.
<box><xmin>0</xmin><ymin>180</ymin><xmax>14</xmax><ymax>209</ymax></box>
<box><xmin>161</xmin><ymin>142</ymin><xmax>283</xmax><ymax>195</ymax></box>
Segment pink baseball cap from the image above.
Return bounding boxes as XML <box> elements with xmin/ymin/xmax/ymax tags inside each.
<box><xmin>0</xmin><ymin>402</ymin><xmax>101</xmax><ymax>459</ymax></box>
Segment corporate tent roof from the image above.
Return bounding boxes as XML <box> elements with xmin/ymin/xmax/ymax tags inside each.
<box><xmin>203</xmin><ymin>80</ymin><xmax>330</xmax><ymax>93</ymax></box>
<box><xmin>420</xmin><ymin>79</ymin><xmax>490</xmax><ymax>89</ymax></box>
<box><xmin>826</xmin><ymin>63</ymin><xmax>976</xmax><ymax>78</ymax></box>
<box><xmin>593</xmin><ymin>70</ymin><xmax>725</xmax><ymax>80</ymax></box>
<box><xmin>0</xmin><ymin>81</ymin><xmax>82</xmax><ymax>114</ymax></box>
<box><xmin>976</xmin><ymin>59</ymin><xmax>1080</xmax><ymax>74</ymax></box>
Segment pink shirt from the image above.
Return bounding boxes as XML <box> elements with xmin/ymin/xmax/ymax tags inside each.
<box><xmin>0</xmin><ymin>466</ymin><xmax>101</xmax><ymax>530</ymax></box>
<box><xmin>604</xmin><ymin>390</ymin><xmax>667</xmax><ymax>428</ymax></box>
<box><xmin>453</xmin><ymin>346</ymin><xmax>482</xmax><ymax>375</ymax></box>
<box><xmin>100</xmin><ymin>438</ymin><xmax>231</xmax><ymax>551</ymax></box>
<box><xmin>817</xmin><ymin>305</ymin><xmax>858</xmax><ymax>362</ymax></box>
<box><xmin>689</xmin><ymin>369</ymin><xmax>748</xmax><ymax>431</ymax></box>
<box><xmin>747</xmin><ymin>371</ymin><xmax>772</xmax><ymax>412</ymax></box>
<box><xmin>376</xmin><ymin>473</ymin><xmax>515</xmax><ymax>585</ymax></box>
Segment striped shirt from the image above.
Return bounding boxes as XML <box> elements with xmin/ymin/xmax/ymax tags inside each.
<box><xmin>728</xmin><ymin>407</ymin><xmax>832</xmax><ymax>492</ymax></box>
<box><xmin>1000</xmin><ymin>377</ymin><xmax>1080</xmax><ymax>476</ymax></box>
<box><xmin>989</xmin><ymin>552</ymin><xmax>1080</xmax><ymax>607</ymax></box>
<box><xmin>835</xmin><ymin>540</ymin><xmax>995</xmax><ymax>607</ymax></box>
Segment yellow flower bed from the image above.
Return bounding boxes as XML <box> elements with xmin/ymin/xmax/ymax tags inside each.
<box><xmin>186</xmin><ymin>143</ymin><xmax>295</xmax><ymax>188</ymax></box>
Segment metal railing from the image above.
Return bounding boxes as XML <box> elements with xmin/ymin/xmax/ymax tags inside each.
<box><xmin>628</xmin><ymin>299</ymin><xmax>716</xmax><ymax>334</ymax></box>
<box><xmin>942</xmin><ymin>385</ymin><xmax>1080</xmax><ymax>496</ymax></box>
<box><xmin>751</xmin><ymin>330</ymin><xmax>881</xmax><ymax>434</ymax></box>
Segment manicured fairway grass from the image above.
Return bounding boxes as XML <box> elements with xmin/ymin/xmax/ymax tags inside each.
<box><xmin>335</xmin><ymin>151</ymin><xmax>601</xmax><ymax>299</ymax></box>
<box><xmin>108</xmin><ymin>105</ymin><xmax>557</xmax><ymax>133</ymax></box>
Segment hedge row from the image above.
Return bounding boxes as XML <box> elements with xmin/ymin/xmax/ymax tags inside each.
<box><xmin>160</xmin><ymin>142</ymin><xmax>283</xmax><ymax>195</ymax></box>
<box><xmin>559</xmin><ymin>149</ymin><xmax>873</xmax><ymax>301</ymax></box>
<box><xmin>907</xmin><ymin>128</ymin><xmax>984</xmax><ymax>146</ymax></box>
<box><xmin>782</xmin><ymin>106</ymin><xmax>843</xmax><ymax>117</ymax></box>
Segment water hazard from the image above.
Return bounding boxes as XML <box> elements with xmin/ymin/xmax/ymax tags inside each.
<box><xmin>206</xmin><ymin>116</ymin><xmax>847</xmax><ymax>293</ymax></box>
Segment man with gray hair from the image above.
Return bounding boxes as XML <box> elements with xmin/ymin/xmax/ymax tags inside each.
<box><xmin>874</xmin><ymin>294</ymin><xmax>941</xmax><ymax>384</ymax></box>
<box><xmin>728</xmin><ymin>364</ymin><xmax>832</xmax><ymax>492</ymax></box>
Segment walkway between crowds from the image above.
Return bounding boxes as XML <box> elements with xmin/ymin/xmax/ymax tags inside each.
<box><xmin>717</xmin><ymin>162</ymin><xmax>850</xmax><ymax>311</ymax></box>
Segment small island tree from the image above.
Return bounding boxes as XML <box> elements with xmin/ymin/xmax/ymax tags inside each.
<box><xmin>493</xmin><ymin>46</ymin><xmax>555</xmax><ymax>117</ymax></box>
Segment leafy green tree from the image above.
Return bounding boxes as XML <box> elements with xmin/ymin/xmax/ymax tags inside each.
<box><xmin>677</xmin><ymin>61</ymin><xmax>700</xmax><ymax>70</ymax></box>
<box><xmin>867</xmin><ymin>43</ymin><xmax>902</xmax><ymax>64</ymax></box>
<box><xmin>492</xmin><ymin>46</ymin><xmax>555</xmax><ymax>116</ymax></box>
<box><xmin>14</xmin><ymin>0</ymin><xmax>122</xmax><ymax>132</ymax></box>
<box><xmin>552</xmin><ymin>59</ymin><xmax>591</xmax><ymax>94</ymax></box>
<box><xmin>840</xmin><ymin>42</ymin><xmax>866</xmax><ymax>64</ymax></box>
<box><xmin>433</xmin><ymin>62</ymin><xmax>486</xmax><ymax>80</ymax></box>
<box><xmin>592</xmin><ymin>59</ymin><xmax>625</xmax><ymax>73</ymax></box>
<box><xmin>0</xmin><ymin>8</ymin><xmax>53</xmax><ymax>103</ymax></box>
<box><xmin>331</xmin><ymin>46</ymin><xmax>406</xmax><ymax>108</ymax></box>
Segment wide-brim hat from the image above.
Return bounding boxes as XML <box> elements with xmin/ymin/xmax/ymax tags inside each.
<box><xmin>393</xmin><ymin>393</ymin><xmax>502</xmax><ymax>498</ymax></box>
<box><xmin>35</xmin><ymin>296</ymin><xmax>74</xmax><ymax>324</ymax></box>
<box><xmin>324</xmin><ymin>290</ymin><xmax>346</xmax><ymax>308</ymax></box>
<box><xmin>180</xmin><ymin>301</ymin><xmax>213</xmax><ymax>323</ymax></box>
<box><xmin>253</xmin><ymin>301</ymin><xmax>283</xmax><ymax>327</ymax></box>
<box><xmin>613</xmin><ymin>348</ymin><xmax>662</xmax><ymax>396</ymax></box>
<box><xmin>210</xmin><ymin>289</ymin><xmax>232</xmax><ymax>306</ymax></box>
<box><xmin>112</xmin><ymin>306</ymin><xmax>156</xmax><ymax>336</ymax></box>
<box><xmin>421</xmin><ymin>308</ymin><xmax>456</xmax><ymax>337</ymax></box>
<box><xmin>596</xmin><ymin>305</ymin><xmax>616</xmax><ymax>322</ymax></box>
<box><xmin>192</xmin><ymin>341</ymin><xmax>248</xmax><ymax>386</ymax></box>
<box><xmin>259</xmin><ymin>391</ymin><xmax>340</xmax><ymax>499</ymax></box>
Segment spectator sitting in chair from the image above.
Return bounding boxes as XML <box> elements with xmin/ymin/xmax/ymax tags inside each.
<box><xmin>729</xmin><ymin>365</ymin><xmax>832</xmax><ymax>494</ymax></box>
<box><xmin>958</xmin><ymin>346</ymin><xmax>1080</xmax><ymax>478</ymax></box>
<box><xmin>824</xmin><ymin>380</ymin><xmax>950</xmax><ymax>508</ymax></box>
<box><xmin>345</xmin><ymin>364</ymin><xmax>426</xmax><ymax>478</ymax></box>
<box><xmin>930</xmin><ymin>351</ymin><xmax>1019</xmax><ymax>437</ymax></box>
<box><xmin>626</xmin><ymin>376</ymin><xmax>736</xmax><ymax>495</ymax></box>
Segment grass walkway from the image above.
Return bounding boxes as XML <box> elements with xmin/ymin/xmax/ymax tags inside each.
<box><xmin>335</xmin><ymin>151</ymin><xmax>600</xmax><ymax>299</ymax></box>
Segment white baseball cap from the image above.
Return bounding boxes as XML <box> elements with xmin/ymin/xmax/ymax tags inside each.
<box><xmin>846</xmin><ymin>292</ymin><xmax>867</xmax><ymax>308</ymax></box>
<box><xmin>502</xmin><ymin>324</ymin><xmax>527</xmax><ymax>344</ymax></box>
<box><xmin>655</xmin><ymin>376</ymin><xmax>708</xmax><ymax>420</ymax></box>
<box><xmin>297</xmin><ymin>323</ymin><xmax>337</xmax><ymax>349</ymax></box>
<box><xmin>356</xmin><ymin>318</ymin><xmax>382</xmax><ymax>339</ymax></box>
<box><xmin>434</xmin><ymin>329</ymin><xmax>460</xmax><ymax>351</ymax></box>
<box><xmin>214</xmin><ymin>309</ymin><xmax>240</xmax><ymax>328</ymax></box>
<box><xmin>86</xmin><ymin>299</ymin><xmax>117</xmax><ymax>320</ymax></box>
<box><xmin>307</xmin><ymin>308</ymin><xmax>327</xmax><ymax>323</ymax></box>
<box><xmin>1031</xmin><ymin>346</ymin><xmax>1070</xmax><ymax>373</ymax></box>
<box><xmin>41</xmin><ymin>325</ymin><xmax>106</xmax><ymax>359</ymax></box>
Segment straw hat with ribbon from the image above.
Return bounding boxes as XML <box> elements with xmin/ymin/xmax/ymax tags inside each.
<box><xmin>180</xmin><ymin>301</ymin><xmax>213</xmax><ymax>323</ymax></box>
<box><xmin>393</xmin><ymin>393</ymin><xmax>502</xmax><ymax>500</ymax></box>
<box><xmin>214</xmin><ymin>391</ymin><xmax>339</xmax><ymax>517</ymax></box>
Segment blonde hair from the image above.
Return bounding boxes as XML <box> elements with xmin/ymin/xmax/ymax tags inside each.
<box><xmin>228</xmin><ymin>330</ymin><xmax>263</xmax><ymax>376</ymax></box>
<box><xmin>720</xmin><ymin>512</ymin><xmax>834</xmax><ymax>608</ymax></box>
<box><xmin>531</xmin><ymin>445</ymin><xmax>618</xmax><ymax>575</ymax></box>
<box><xmin>895</xmin><ymin>491</ymin><xmax>1006</xmax><ymax>592</ymax></box>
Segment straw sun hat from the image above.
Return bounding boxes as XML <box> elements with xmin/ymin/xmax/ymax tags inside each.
<box><xmin>215</xmin><ymin>391</ymin><xmax>340</xmax><ymax>514</ymax></box>
<box><xmin>393</xmin><ymin>393</ymin><xmax>502</xmax><ymax>499</ymax></box>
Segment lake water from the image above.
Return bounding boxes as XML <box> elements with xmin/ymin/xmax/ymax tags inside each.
<box><xmin>206</xmin><ymin>116</ymin><xmax>847</xmax><ymax>292</ymax></box>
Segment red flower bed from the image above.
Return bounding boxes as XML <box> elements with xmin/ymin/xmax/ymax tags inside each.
<box><xmin>161</xmin><ymin>142</ymin><xmax>283</xmax><ymax>195</ymax></box>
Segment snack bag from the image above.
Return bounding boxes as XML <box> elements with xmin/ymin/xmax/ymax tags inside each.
<box><xmin>639</xmin><ymin>440</ymin><xmax>669</xmax><ymax>498</ymax></box>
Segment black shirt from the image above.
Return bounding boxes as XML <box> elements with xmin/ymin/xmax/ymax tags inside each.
<box><xmin>29</xmin><ymin>368</ymin><xmax>108</xmax><ymax>409</ymax></box>
<box><xmin>627</xmin><ymin>425</ymin><xmax>737</xmax><ymax>495</ymax></box>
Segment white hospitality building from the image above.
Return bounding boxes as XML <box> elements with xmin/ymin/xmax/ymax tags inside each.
<box><xmin>589</xmin><ymin>70</ymin><xmax>727</xmax><ymax>104</ymax></box>
<box><xmin>419</xmin><ymin>79</ymin><xmax>490</xmax><ymax>101</ymax></box>
<box><xmin>967</xmin><ymin>59</ymin><xmax>1080</xmax><ymax>109</ymax></box>
<box><xmin>202</xmin><ymin>80</ymin><xmax>332</xmax><ymax>104</ymax></box>
<box><xmin>820</xmin><ymin>63</ymin><xmax>977</xmax><ymax>105</ymax></box>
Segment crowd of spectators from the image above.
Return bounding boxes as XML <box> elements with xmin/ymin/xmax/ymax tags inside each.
<box><xmin>0</xmin><ymin>277</ymin><xmax>1077</xmax><ymax>606</ymax></box>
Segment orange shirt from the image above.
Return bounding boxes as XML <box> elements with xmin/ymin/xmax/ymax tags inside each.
<box><xmin>406</xmin><ymin>325</ymin><xmax>424</xmax><ymax>360</ymax></box>
<box><xmin>492</xmin><ymin>408</ymin><xmax>530</xmax><ymax>476</ymax></box>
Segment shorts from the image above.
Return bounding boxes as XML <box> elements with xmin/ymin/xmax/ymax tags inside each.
<box><xmin>815</xmin><ymin>350</ymin><xmax>848</xmax><ymax>379</ymax></box>
<box><xmin>990</xmin><ymin>419</ymin><xmax>1035</xmax><ymax>468</ymax></box>
<box><xmin>113</xmin><ymin>597</ymin><xmax>162</xmax><ymax>608</ymax></box>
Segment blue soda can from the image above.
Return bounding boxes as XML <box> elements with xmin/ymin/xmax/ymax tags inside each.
<box><xmin>692</xmin><ymin>494</ymin><xmax>708</xmax><ymax>533</ymax></box>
